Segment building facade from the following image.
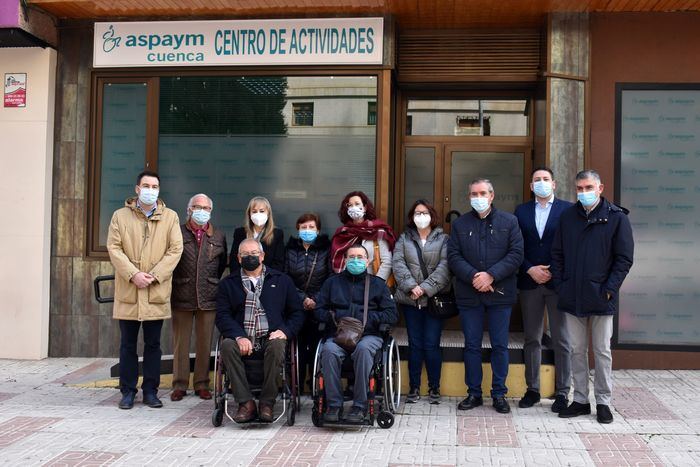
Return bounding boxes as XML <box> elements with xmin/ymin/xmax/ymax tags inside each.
<box><xmin>1</xmin><ymin>1</ymin><xmax>699</xmax><ymax>368</ymax></box>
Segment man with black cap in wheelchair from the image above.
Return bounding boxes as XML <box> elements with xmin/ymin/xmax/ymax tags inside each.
<box><xmin>215</xmin><ymin>238</ymin><xmax>305</xmax><ymax>423</ymax></box>
<box><xmin>315</xmin><ymin>243</ymin><xmax>398</xmax><ymax>423</ymax></box>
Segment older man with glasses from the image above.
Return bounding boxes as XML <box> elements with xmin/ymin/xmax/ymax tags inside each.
<box><xmin>215</xmin><ymin>238</ymin><xmax>305</xmax><ymax>423</ymax></box>
<box><xmin>170</xmin><ymin>194</ymin><xmax>227</xmax><ymax>402</ymax></box>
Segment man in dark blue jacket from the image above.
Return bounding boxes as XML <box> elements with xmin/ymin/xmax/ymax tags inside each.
<box><xmin>448</xmin><ymin>179</ymin><xmax>524</xmax><ymax>414</ymax></box>
<box><xmin>215</xmin><ymin>238</ymin><xmax>304</xmax><ymax>424</ymax></box>
<box><xmin>514</xmin><ymin>167</ymin><xmax>573</xmax><ymax>412</ymax></box>
<box><xmin>315</xmin><ymin>244</ymin><xmax>397</xmax><ymax>423</ymax></box>
<box><xmin>551</xmin><ymin>170</ymin><xmax>633</xmax><ymax>424</ymax></box>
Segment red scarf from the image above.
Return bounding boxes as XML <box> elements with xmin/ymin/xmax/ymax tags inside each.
<box><xmin>330</xmin><ymin>219</ymin><xmax>396</xmax><ymax>273</ymax></box>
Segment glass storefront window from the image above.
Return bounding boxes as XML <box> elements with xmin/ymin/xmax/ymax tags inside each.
<box><xmin>157</xmin><ymin>75</ymin><xmax>377</xmax><ymax>243</ymax></box>
<box><xmin>407</xmin><ymin>99</ymin><xmax>529</xmax><ymax>136</ymax></box>
<box><xmin>98</xmin><ymin>82</ymin><xmax>148</xmax><ymax>245</ymax></box>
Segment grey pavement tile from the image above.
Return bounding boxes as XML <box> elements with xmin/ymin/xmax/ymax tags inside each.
<box><xmin>521</xmin><ymin>448</ymin><xmax>594</xmax><ymax>467</ymax></box>
<box><xmin>457</xmin><ymin>446</ymin><xmax>525</xmax><ymax>466</ymax></box>
<box><xmin>319</xmin><ymin>440</ymin><xmax>393</xmax><ymax>466</ymax></box>
<box><xmin>653</xmin><ymin>449</ymin><xmax>700</xmax><ymax>467</ymax></box>
<box><xmin>517</xmin><ymin>431</ymin><xmax>587</xmax><ymax>450</ymax></box>
<box><xmin>642</xmin><ymin>433</ymin><xmax>700</xmax><ymax>452</ymax></box>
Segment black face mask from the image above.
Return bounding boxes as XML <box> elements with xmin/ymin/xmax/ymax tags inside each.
<box><xmin>240</xmin><ymin>255</ymin><xmax>261</xmax><ymax>272</ymax></box>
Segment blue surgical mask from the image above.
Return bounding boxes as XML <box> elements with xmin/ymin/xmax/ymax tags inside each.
<box><xmin>533</xmin><ymin>181</ymin><xmax>553</xmax><ymax>198</ymax></box>
<box><xmin>577</xmin><ymin>190</ymin><xmax>598</xmax><ymax>208</ymax></box>
<box><xmin>191</xmin><ymin>209</ymin><xmax>210</xmax><ymax>226</ymax></box>
<box><xmin>345</xmin><ymin>258</ymin><xmax>367</xmax><ymax>275</ymax></box>
<box><xmin>299</xmin><ymin>229</ymin><xmax>318</xmax><ymax>243</ymax></box>
<box><xmin>138</xmin><ymin>187</ymin><xmax>159</xmax><ymax>205</ymax></box>
<box><xmin>470</xmin><ymin>197</ymin><xmax>490</xmax><ymax>213</ymax></box>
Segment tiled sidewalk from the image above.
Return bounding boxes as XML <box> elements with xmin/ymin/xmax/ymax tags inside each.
<box><xmin>0</xmin><ymin>358</ymin><xmax>699</xmax><ymax>466</ymax></box>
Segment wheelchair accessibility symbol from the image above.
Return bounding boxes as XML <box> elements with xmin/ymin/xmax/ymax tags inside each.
<box><xmin>102</xmin><ymin>25</ymin><xmax>121</xmax><ymax>53</ymax></box>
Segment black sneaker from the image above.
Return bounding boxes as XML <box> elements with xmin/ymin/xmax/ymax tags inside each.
<box><xmin>143</xmin><ymin>393</ymin><xmax>163</xmax><ymax>408</ymax></box>
<box><xmin>344</xmin><ymin>406</ymin><xmax>365</xmax><ymax>423</ymax></box>
<box><xmin>118</xmin><ymin>391</ymin><xmax>135</xmax><ymax>410</ymax></box>
<box><xmin>558</xmin><ymin>401</ymin><xmax>591</xmax><ymax>418</ymax></box>
<box><xmin>406</xmin><ymin>387</ymin><xmax>420</xmax><ymax>403</ymax></box>
<box><xmin>457</xmin><ymin>394</ymin><xmax>483</xmax><ymax>410</ymax></box>
<box><xmin>493</xmin><ymin>396</ymin><xmax>511</xmax><ymax>414</ymax></box>
<box><xmin>324</xmin><ymin>406</ymin><xmax>342</xmax><ymax>423</ymax></box>
<box><xmin>428</xmin><ymin>387</ymin><xmax>441</xmax><ymax>405</ymax></box>
<box><xmin>551</xmin><ymin>395</ymin><xmax>568</xmax><ymax>413</ymax></box>
<box><xmin>596</xmin><ymin>404</ymin><xmax>614</xmax><ymax>424</ymax></box>
<box><xmin>518</xmin><ymin>390</ymin><xmax>541</xmax><ymax>408</ymax></box>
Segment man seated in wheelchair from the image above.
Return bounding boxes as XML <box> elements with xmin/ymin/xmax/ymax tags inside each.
<box><xmin>315</xmin><ymin>243</ymin><xmax>397</xmax><ymax>423</ymax></box>
<box><xmin>215</xmin><ymin>239</ymin><xmax>304</xmax><ymax>423</ymax></box>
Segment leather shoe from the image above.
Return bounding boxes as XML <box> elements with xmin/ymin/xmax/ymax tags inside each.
<box><xmin>259</xmin><ymin>402</ymin><xmax>274</xmax><ymax>423</ymax></box>
<box><xmin>596</xmin><ymin>404</ymin><xmax>614</xmax><ymax>424</ymax></box>
<box><xmin>143</xmin><ymin>393</ymin><xmax>163</xmax><ymax>408</ymax></box>
<box><xmin>118</xmin><ymin>392</ymin><xmax>135</xmax><ymax>410</ymax></box>
<box><xmin>493</xmin><ymin>396</ymin><xmax>511</xmax><ymax>414</ymax></box>
<box><xmin>195</xmin><ymin>389</ymin><xmax>212</xmax><ymax>400</ymax></box>
<box><xmin>551</xmin><ymin>395</ymin><xmax>568</xmax><ymax>413</ymax></box>
<box><xmin>233</xmin><ymin>400</ymin><xmax>257</xmax><ymax>423</ymax></box>
<box><xmin>518</xmin><ymin>390</ymin><xmax>540</xmax><ymax>408</ymax></box>
<box><xmin>170</xmin><ymin>389</ymin><xmax>186</xmax><ymax>401</ymax></box>
<box><xmin>344</xmin><ymin>406</ymin><xmax>365</xmax><ymax>423</ymax></box>
<box><xmin>558</xmin><ymin>401</ymin><xmax>591</xmax><ymax>418</ymax></box>
<box><xmin>457</xmin><ymin>394</ymin><xmax>483</xmax><ymax>411</ymax></box>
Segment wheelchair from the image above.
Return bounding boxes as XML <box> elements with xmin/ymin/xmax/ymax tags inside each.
<box><xmin>311</xmin><ymin>324</ymin><xmax>401</xmax><ymax>429</ymax></box>
<box><xmin>211</xmin><ymin>335</ymin><xmax>300</xmax><ymax>427</ymax></box>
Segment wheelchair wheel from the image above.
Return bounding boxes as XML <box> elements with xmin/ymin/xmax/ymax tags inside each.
<box><xmin>382</xmin><ymin>337</ymin><xmax>401</xmax><ymax>413</ymax></box>
<box><xmin>377</xmin><ymin>411</ymin><xmax>394</xmax><ymax>429</ymax></box>
<box><xmin>211</xmin><ymin>407</ymin><xmax>224</xmax><ymax>427</ymax></box>
<box><xmin>312</xmin><ymin>340</ymin><xmax>323</xmax><ymax>397</ymax></box>
<box><xmin>292</xmin><ymin>339</ymin><xmax>301</xmax><ymax>412</ymax></box>
<box><xmin>286</xmin><ymin>396</ymin><xmax>296</xmax><ymax>426</ymax></box>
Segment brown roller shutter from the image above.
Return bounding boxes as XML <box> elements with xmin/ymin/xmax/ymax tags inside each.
<box><xmin>398</xmin><ymin>29</ymin><xmax>543</xmax><ymax>84</ymax></box>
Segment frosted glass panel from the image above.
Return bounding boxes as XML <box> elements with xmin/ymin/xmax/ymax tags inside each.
<box><xmin>404</xmin><ymin>147</ymin><xmax>435</xmax><ymax>210</ymax></box>
<box><xmin>618</xmin><ymin>88</ymin><xmax>700</xmax><ymax>346</ymax></box>
<box><xmin>98</xmin><ymin>83</ymin><xmax>148</xmax><ymax>245</ymax></box>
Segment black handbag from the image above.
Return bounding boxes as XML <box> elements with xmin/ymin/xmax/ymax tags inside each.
<box><xmin>332</xmin><ymin>274</ymin><xmax>370</xmax><ymax>352</ymax></box>
<box><xmin>411</xmin><ymin>239</ymin><xmax>458</xmax><ymax>319</ymax></box>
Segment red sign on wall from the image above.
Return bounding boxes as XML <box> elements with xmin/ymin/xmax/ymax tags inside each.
<box><xmin>4</xmin><ymin>73</ymin><xmax>27</xmax><ymax>108</ymax></box>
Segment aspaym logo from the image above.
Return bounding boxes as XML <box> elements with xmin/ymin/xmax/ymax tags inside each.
<box><xmin>102</xmin><ymin>25</ymin><xmax>121</xmax><ymax>53</ymax></box>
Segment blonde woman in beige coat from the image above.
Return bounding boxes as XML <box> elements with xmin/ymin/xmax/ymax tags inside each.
<box><xmin>107</xmin><ymin>171</ymin><xmax>183</xmax><ymax>410</ymax></box>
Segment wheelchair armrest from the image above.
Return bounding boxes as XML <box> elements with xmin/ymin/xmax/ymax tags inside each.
<box><xmin>379</xmin><ymin>323</ymin><xmax>392</xmax><ymax>334</ymax></box>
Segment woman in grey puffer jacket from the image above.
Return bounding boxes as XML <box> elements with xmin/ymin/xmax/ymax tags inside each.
<box><xmin>392</xmin><ymin>199</ymin><xmax>451</xmax><ymax>404</ymax></box>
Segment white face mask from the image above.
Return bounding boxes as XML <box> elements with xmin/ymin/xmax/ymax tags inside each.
<box><xmin>533</xmin><ymin>180</ymin><xmax>553</xmax><ymax>198</ymax></box>
<box><xmin>347</xmin><ymin>206</ymin><xmax>365</xmax><ymax>220</ymax></box>
<box><xmin>250</xmin><ymin>212</ymin><xmax>268</xmax><ymax>227</ymax></box>
<box><xmin>138</xmin><ymin>187</ymin><xmax>159</xmax><ymax>205</ymax></box>
<box><xmin>414</xmin><ymin>214</ymin><xmax>431</xmax><ymax>229</ymax></box>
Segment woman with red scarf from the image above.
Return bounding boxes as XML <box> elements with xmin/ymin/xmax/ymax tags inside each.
<box><xmin>330</xmin><ymin>191</ymin><xmax>396</xmax><ymax>281</ymax></box>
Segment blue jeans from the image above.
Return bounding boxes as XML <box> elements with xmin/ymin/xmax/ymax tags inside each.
<box><xmin>459</xmin><ymin>304</ymin><xmax>511</xmax><ymax>398</ymax></box>
<box><xmin>321</xmin><ymin>335</ymin><xmax>383</xmax><ymax>410</ymax></box>
<box><xmin>402</xmin><ymin>304</ymin><xmax>443</xmax><ymax>389</ymax></box>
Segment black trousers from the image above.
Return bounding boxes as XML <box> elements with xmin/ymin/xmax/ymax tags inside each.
<box><xmin>119</xmin><ymin>319</ymin><xmax>164</xmax><ymax>396</ymax></box>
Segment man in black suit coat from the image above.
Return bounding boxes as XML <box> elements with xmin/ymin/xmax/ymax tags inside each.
<box><xmin>514</xmin><ymin>167</ymin><xmax>573</xmax><ymax>413</ymax></box>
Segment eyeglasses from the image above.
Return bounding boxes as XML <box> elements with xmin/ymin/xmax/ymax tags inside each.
<box><xmin>191</xmin><ymin>205</ymin><xmax>212</xmax><ymax>212</ymax></box>
<box><xmin>347</xmin><ymin>255</ymin><xmax>367</xmax><ymax>260</ymax></box>
<box><xmin>414</xmin><ymin>211</ymin><xmax>430</xmax><ymax>216</ymax></box>
<box><xmin>241</xmin><ymin>251</ymin><xmax>261</xmax><ymax>257</ymax></box>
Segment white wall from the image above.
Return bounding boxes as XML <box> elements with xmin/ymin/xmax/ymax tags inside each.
<box><xmin>0</xmin><ymin>47</ymin><xmax>56</xmax><ymax>359</ymax></box>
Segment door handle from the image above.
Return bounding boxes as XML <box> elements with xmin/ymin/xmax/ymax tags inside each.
<box><xmin>444</xmin><ymin>196</ymin><xmax>449</xmax><ymax>203</ymax></box>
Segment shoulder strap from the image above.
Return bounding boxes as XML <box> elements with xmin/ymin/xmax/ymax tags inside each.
<box><xmin>362</xmin><ymin>273</ymin><xmax>370</xmax><ymax>326</ymax></box>
<box><xmin>302</xmin><ymin>251</ymin><xmax>319</xmax><ymax>294</ymax></box>
<box><xmin>411</xmin><ymin>239</ymin><xmax>429</xmax><ymax>282</ymax></box>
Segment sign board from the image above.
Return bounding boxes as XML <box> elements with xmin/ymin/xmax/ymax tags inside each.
<box><xmin>94</xmin><ymin>18</ymin><xmax>383</xmax><ymax>68</ymax></box>
<box><xmin>4</xmin><ymin>73</ymin><xmax>26</xmax><ymax>107</ymax></box>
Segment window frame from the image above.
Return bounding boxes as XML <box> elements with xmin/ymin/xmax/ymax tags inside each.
<box><xmin>292</xmin><ymin>102</ymin><xmax>314</xmax><ymax>126</ymax></box>
<box><xmin>86</xmin><ymin>68</ymin><xmax>385</xmax><ymax>259</ymax></box>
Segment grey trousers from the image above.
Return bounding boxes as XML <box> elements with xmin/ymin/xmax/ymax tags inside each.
<box><xmin>220</xmin><ymin>337</ymin><xmax>286</xmax><ymax>406</ymax></box>
<box><xmin>520</xmin><ymin>286</ymin><xmax>571</xmax><ymax>396</ymax></box>
<box><xmin>321</xmin><ymin>335</ymin><xmax>383</xmax><ymax>410</ymax></box>
<box><xmin>564</xmin><ymin>313</ymin><xmax>614</xmax><ymax>405</ymax></box>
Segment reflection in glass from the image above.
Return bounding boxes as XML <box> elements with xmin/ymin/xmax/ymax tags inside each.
<box><xmin>157</xmin><ymin>76</ymin><xmax>377</xmax><ymax>243</ymax></box>
<box><xmin>99</xmin><ymin>83</ymin><xmax>148</xmax><ymax>245</ymax></box>
<box><xmin>404</xmin><ymin>147</ymin><xmax>435</xmax><ymax>213</ymax></box>
<box><xmin>450</xmin><ymin>152</ymin><xmax>524</xmax><ymax>216</ymax></box>
<box><xmin>407</xmin><ymin>99</ymin><xmax>529</xmax><ymax>136</ymax></box>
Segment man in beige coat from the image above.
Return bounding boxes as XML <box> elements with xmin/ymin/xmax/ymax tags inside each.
<box><xmin>107</xmin><ymin>170</ymin><xmax>183</xmax><ymax>409</ymax></box>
